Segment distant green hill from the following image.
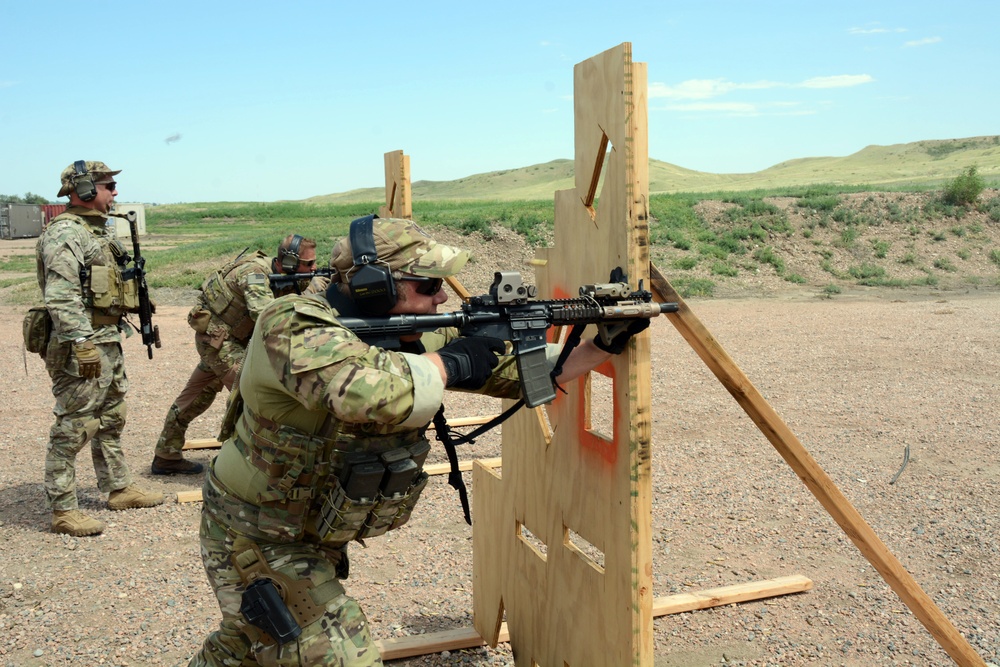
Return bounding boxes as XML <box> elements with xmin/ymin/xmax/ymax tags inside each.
<box><xmin>304</xmin><ymin>135</ymin><xmax>1000</xmax><ymax>203</ymax></box>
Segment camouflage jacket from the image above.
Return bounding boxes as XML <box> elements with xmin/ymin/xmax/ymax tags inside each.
<box><xmin>35</xmin><ymin>207</ymin><xmax>122</xmax><ymax>344</ymax></box>
<box><xmin>190</xmin><ymin>252</ymin><xmax>275</xmax><ymax>345</ymax></box>
<box><xmin>209</xmin><ymin>292</ymin><xmax>531</xmax><ymax>545</ymax></box>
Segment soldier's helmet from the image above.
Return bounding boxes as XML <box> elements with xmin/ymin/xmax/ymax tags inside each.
<box><xmin>329</xmin><ymin>218</ymin><xmax>469</xmax><ymax>281</ymax></box>
<box><xmin>57</xmin><ymin>161</ymin><xmax>121</xmax><ymax>197</ymax></box>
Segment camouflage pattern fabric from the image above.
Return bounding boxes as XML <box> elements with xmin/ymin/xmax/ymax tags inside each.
<box><xmin>36</xmin><ymin>208</ymin><xmax>134</xmax><ymax>510</ymax></box>
<box><xmin>154</xmin><ymin>255</ymin><xmax>275</xmax><ymax>460</ymax></box>
<box><xmin>36</xmin><ymin>208</ymin><xmax>123</xmax><ymax>345</ymax></box>
<box><xmin>189</xmin><ymin>506</ymin><xmax>381</xmax><ymax>667</ymax></box>
<box><xmin>57</xmin><ymin>161</ymin><xmax>120</xmax><ymax>197</ymax></box>
<box><xmin>153</xmin><ymin>360</ymin><xmax>226</xmax><ymax>459</ymax></box>
<box><xmin>329</xmin><ymin>218</ymin><xmax>469</xmax><ymax>283</ymax></box>
<box><xmin>43</xmin><ymin>340</ymin><xmax>132</xmax><ymax>509</ymax></box>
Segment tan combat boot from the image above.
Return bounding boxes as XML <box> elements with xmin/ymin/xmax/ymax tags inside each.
<box><xmin>107</xmin><ymin>484</ymin><xmax>165</xmax><ymax>511</ymax></box>
<box><xmin>52</xmin><ymin>510</ymin><xmax>105</xmax><ymax>537</ymax></box>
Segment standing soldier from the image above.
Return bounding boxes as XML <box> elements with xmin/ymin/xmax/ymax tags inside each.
<box><xmin>150</xmin><ymin>235</ymin><xmax>318</xmax><ymax>475</ymax></box>
<box><xmin>37</xmin><ymin>160</ymin><xmax>163</xmax><ymax>537</ymax></box>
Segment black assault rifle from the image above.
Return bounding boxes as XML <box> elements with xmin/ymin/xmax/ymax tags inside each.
<box><xmin>115</xmin><ymin>211</ymin><xmax>161</xmax><ymax>358</ymax></box>
<box><xmin>268</xmin><ymin>268</ymin><xmax>334</xmax><ymax>294</ymax></box>
<box><xmin>338</xmin><ymin>270</ymin><xmax>679</xmax><ymax>408</ymax></box>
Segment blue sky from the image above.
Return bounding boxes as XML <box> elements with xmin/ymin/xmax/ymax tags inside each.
<box><xmin>1</xmin><ymin>1</ymin><xmax>996</xmax><ymax>204</ymax></box>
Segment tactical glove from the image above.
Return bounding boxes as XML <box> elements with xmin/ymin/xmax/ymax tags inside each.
<box><xmin>73</xmin><ymin>340</ymin><xmax>102</xmax><ymax>379</ymax></box>
<box><xmin>593</xmin><ymin>319</ymin><xmax>650</xmax><ymax>355</ymax></box>
<box><xmin>438</xmin><ymin>336</ymin><xmax>506</xmax><ymax>390</ymax></box>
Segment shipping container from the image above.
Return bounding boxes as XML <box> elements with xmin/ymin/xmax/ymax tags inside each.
<box><xmin>0</xmin><ymin>204</ymin><xmax>44</xmax><ymax>239</ymax></box>
<box><xmin>109</xmin><ymin>203</ymin><xmax>147</xmax><ymax>238</ymax></box>
<box><xmin>40</xmin><ymin>204</ymin><xmax>67</xmax><ymax>226</ymax></box>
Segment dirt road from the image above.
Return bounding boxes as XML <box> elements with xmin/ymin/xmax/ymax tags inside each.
<box><xmin>1</xmin><ymin>287</ymin><xmax>998</xmax><ymax>666</ymax></box>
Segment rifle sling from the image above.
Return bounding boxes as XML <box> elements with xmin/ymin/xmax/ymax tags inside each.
<box><xmin>430</xmin><ymin>324</ymin><xmax>587</xmax><ymax>525</ymax></box>
<box><xmin>432</xmin><ymin>405</ymin><xmax>472</xmax><ymax>525</ymax></box>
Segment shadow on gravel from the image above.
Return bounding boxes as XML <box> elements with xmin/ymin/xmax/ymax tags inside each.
<box><xmin>396</xmin><ymin>611</ymin><xmax>475</xmax><ymax>637</ymax></box>
<box><xmin>0</xmin><ymin>481</ymin><xmax>110</xmax><ymax>533</ymax></box>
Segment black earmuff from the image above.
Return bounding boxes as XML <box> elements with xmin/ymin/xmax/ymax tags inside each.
<box><xmin>278</xmin><ymin>234</ymin><xmax>304</xmax><ymax>274</ymax></box>
<box><xmin>73</xmin><ymin>160</ymin><xmax>98</xmax><ymax>202</ymax></box>
<box><xmin>347</xmin><ymin>214</ymin><xmax>396</xmax><ymax>315</ymax></box>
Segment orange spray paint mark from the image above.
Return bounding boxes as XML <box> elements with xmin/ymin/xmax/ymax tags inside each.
<box><xmin>552</xmin><ymin>282</ymin><xmax>619</xmax><ymax>467</ymax></box>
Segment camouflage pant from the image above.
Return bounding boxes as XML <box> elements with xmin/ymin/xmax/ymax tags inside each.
<box><xmin>190</xmin><ymin>508</ymin><xmax>382</xmax><ymax>667</ymax></box>
<box><xmin>154</xmin><ymin>334</ymin><xmax>243</xmax><ymax>459</ymax></box>
<box><xmin>44</xmin><ymin>340</ymin><xmax>131</xmax><ymax>510</ymax></box>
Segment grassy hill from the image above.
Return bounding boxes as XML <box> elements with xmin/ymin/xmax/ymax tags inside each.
<box><xmin>306</xmin><ymin>136</ymin><xmax>1000</xmax><ymax>203</ymax></box>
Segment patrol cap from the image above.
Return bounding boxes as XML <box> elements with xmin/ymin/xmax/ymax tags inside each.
<box><xmin>57</xmin><ymin>161</ymin><xmax>122</xmax><ymax>197</ymax></box>
<box><xmin>330</xmin><ymin>218</ymin><xmax>469</xmax><ymax>280</ymax></box>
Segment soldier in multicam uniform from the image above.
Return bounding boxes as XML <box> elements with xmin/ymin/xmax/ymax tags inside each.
<box><xmin>150</xmin><ymin>234</ymin><xmax>319</xmax><ymax>476</ymax></box>
<box><xmin>36</xmin><ymin>161</ymin><xmax>164</xmax><ymax>538</ymax></box>
<box><xmin>189</xmin><ymin>217</ymin><xmax>643</xmax><ymax>666</ymax></box>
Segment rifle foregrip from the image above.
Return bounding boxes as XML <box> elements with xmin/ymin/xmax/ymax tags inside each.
<box><xmin>600</xmin><ymin>302</ymin><xmax>677</xmax><ymax>318</ymax></box>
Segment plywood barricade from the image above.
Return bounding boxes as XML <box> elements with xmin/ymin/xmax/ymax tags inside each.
<box><xmin>379</xmin><ymin>149</ymin><xmax>412</xmax><ymax>219</ymax></box>
<box><xmin>472</xmin><ymin>42</ymin><xmax>656</xmax><ymax>666</ymax></box>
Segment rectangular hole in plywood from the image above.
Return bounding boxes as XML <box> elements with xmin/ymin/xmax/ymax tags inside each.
<box><xmin>516</xmin><ymin>521</ymin><xmax>548</xmax><ymax>563</ymax></box>
<box><xmin>584</xmin><ymin>371</ymin><xmax>614</xmax><ymax>442</ymax></box>
<box><xmin>564</xmin><ymin>526</ymin><xmax>606</xmax><ymax>574</ymax></box>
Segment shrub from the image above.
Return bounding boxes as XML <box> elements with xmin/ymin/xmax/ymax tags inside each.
<box><xmin>674</xmin><ymin>256</ymin><xmax>699</xmax><ymax>270</ymax></box>
<box><xmin>710</xmin><ymin>261</ymin><xmax>738</xmax><ymax>277</ymax></box>
<box><xmin>871</xmin><ymin>239</ymin><xmax>890</xmax><ymax>258</ymax></box>
<box><xmin>933</xmin><ymin>257</ymin><xmax>957</xmax><ymax>272</ymax></box>
<box><xmin>753</xmin><ymin>246</ymin><xmax>785</xmax><ymax>275</ymax></box>
<box><xmin>674</xmin><ymin>278</ymin><xmax>715</xmax><ymax>297</ymax></box>
<box><xmin>849</xmin><ymin>263</ymin><xmax>886</xmax><ymax>280</ymax></box>
<box><xmin>941</xmin><ymin>166</ymin><xmax>984</xmax><ymax>206</ymax></box>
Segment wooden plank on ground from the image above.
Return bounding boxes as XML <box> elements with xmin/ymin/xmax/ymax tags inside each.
<box><xmin>182</xmin><ymin>439</ymin><xmax>221</xmax><ymax>450</ymax></box>
<box><xmin>175</xmin><ymin>457</ymin><xmax>503</xmax><ymax>504</ymax></box>
<box><xmin>376</xmin><ymin>575</ymin><xmax>811</xmax><ymax>660</ymax></box>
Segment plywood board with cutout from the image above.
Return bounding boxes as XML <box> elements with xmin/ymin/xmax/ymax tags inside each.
<box><xmin>473</xmin><ymin>42</ymin><xmax>654</xmax><ymax>666</ymax></box>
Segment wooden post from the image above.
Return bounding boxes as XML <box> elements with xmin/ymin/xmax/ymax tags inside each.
<box><xmin>379</xmin><ymin>149</ymin><xmax>412</xmax><ymax>219</ymax></box>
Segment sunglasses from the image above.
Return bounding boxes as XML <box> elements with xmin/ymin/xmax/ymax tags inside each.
<box><xmin>397</xmin><ymin>275</ymin><xmax>444</xmax><ymax>296</ymax></box>
<box><xmin>100</xmin><ymin>181</ymin><xmax>117</xmax><ymax>191</ymax></box>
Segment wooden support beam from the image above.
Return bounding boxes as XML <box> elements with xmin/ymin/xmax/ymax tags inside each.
<box><xmin>375</xmin><ymin>575</ymin><xmax>812</xmax><ymax>660</ymax></box>
<box><xmin>648</xmin><ymin>262</ymin><xmax>986</xmax><ymax>667</ymax></box>
<box><xmin>175</xmin><ymin>457</ymin><xmax>503</xmax><ymax>504</ymax></box>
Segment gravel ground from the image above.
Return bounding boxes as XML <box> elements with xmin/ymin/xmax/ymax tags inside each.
<box><xmin>2</xmin><ymin>281</ymin><xmax>999</xmax><ymax>666</ymax></box>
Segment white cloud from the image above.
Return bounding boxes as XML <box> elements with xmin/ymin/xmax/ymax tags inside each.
<box><xmin>650</xmin><ymin>74</ymin><xmax>873</xmax><ymax>100</ymax></box>
<box><xmin>662</xmin><ymin>101</ymin><xmax>815</xmax><ymax>118</ymax></box>
<box><xmin>849</xmin><ymin>25</ymin><xmax>907</xmax><ymax>35</ymax></box>
<box><xmin>666</xmin><ymin>101</ymin><xmax>759</xmax><ymax>113</ymax></box>
<box><xmin>800</xmin><ymin>74</ymin><xmax>875</xmax><ymax>88</ymax></box>
<box><xmin>0</xmin><ymin>81</ymin><xmax>16</xmax><ymax>89</ymax></box>
<box><xmin>650</xmin><ymin>78</ymin><xmax>783</xmax><ymax>100</ymax></box>
<box><xmin>904</xmin><ymin>36</ymin><xmax>942</xmax><ymax>47</ymax></box>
